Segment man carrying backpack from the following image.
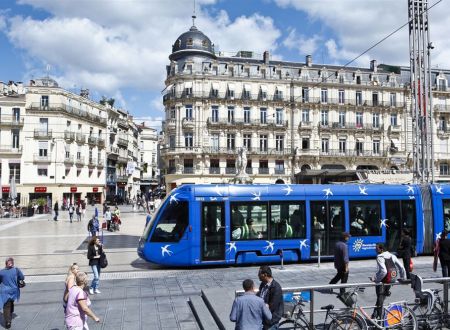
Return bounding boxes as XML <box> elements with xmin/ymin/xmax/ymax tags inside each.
<box><xmin>369</xmin><ymin>243</ymin><xmax>406</xmax><ymax>319</ymax></box>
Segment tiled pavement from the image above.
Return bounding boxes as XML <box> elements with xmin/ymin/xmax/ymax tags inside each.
<box><xmin>0</xmin><ymin>206</ymin><xmax>447</xmax><ymax>329</ymax></box>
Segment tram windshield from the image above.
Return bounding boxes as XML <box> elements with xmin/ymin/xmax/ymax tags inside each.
<box><xmin>141</xmin><ymin>194</ymin><xmax>169</xmax><ymax>241</ymax></box>
<box><xmin>150</xmin><ymin>201</ymin><xmax>189</xmax><ymax>242</ymax></box>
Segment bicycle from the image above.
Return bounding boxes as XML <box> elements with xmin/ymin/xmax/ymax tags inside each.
<box><xmin>410</xmin><ymin>273</ymin><xmax>446</xmax><ymax>330</ymax></box>
<box><xmin>279</xmin><ymin>292</ymin><xmax>365</xmax><ymax>329</ymax></box>
<box><xmin>333</xmin><ymin>284</ymin><xmax>418</xmax><ymax>330</ymax></box>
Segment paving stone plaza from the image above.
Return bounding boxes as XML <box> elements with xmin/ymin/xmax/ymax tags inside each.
<box><xmin>0</xmin><ymin>205</ymin><xmax>446</xmax><ymax>329</ymax></box>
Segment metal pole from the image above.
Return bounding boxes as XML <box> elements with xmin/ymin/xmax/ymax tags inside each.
<box><xmin>309</xmin><ymin>289</ymin><xmax>314</xmax><ymax>327</ymax></box>
<box><xmin>318</xmin><ymin>238</ymin><xmax>321</xmax><ymax>268</ymax></box>
<box><xmin>280</xmin><ymin>249</ymin><xmax>285</xmax><ymax>270</ymax></box>
<box><xmin>426</xmin><ymin>16</ymin><xmax>435</xmax><ymax>183</ymax></box>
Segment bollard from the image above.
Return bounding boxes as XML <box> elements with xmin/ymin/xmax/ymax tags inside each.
<box><xmin>317</xmin><ymin>239</ymin><xmax>321</xmax><ymax>268</ymax></box>
<box><xmin>279</xmin><ymin>249</ymin><xmax>285</xmax><ymax>270</ymax></box>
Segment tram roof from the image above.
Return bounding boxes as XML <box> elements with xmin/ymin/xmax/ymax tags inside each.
<box><xmin>174</xmin><ymin>183</ymin><xmax>427</xmax><ymax>198</ymax></box>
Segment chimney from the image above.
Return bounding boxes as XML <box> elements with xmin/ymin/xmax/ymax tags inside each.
<box><xmin>306</xmin><ymin>55</ymin><xmax>312</xmax><ymax>67</ymax></box>
<box><xmin>263</xmin><ymin>51</ymin><xmax>270</xmax><ymax>65</ymax></box>
<box><xmin>370</xmin><ymin>60</ymin><xmax>377</xmax><ymax>72</ymax></box>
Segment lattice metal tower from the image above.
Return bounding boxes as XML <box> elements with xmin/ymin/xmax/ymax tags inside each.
<box><xmin>409</xmin><ymin>0</ymin><xmax>434</xmax><ymax>183</ymax></box>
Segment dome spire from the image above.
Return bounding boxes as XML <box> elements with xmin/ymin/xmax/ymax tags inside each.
<box><xmin>191</xmin><ymin>0</ymin><xmax>197</xmax><ymax>29</ymax></box>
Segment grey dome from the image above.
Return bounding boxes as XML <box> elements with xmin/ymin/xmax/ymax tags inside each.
<box><xmin>170</xmin><ymin>25</ymin><xmax>215</xmax><ymax>60</ymax></box>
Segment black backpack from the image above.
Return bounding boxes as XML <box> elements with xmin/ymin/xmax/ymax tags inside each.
<box><xmin>382</xmin><ymin>256</ymin><xmax>398</xmax><ymax>284</ymax></box>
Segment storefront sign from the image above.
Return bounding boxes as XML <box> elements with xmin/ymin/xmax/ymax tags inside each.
<box><xmin>2</xmin><ymin>187</ymin><xmax>10</xmax><ymax>193</ymax></box>
<box><xmin>93</xmin><ymin>187</ymin><xmax>99</xmax><ymax>192</ymax></box>
<box><xmin>70</xmin><ymin>187</ymin><xmax>77</xmax><ymax>192</ymax></box>
<box><xmin>34</xmin><ymin>187</ymin><xmax>47</xmax><ymax>193</ymax></box>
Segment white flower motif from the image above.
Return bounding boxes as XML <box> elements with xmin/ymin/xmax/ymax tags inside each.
<box><xmin>161</xmin><ymin>245</ymin><xmax>173</xmax><ymax>257</ymax></box>
<box><xmin>352</xmin><ymin>239</ymin><xmax>364</xmax><ymax>252</ymax></box>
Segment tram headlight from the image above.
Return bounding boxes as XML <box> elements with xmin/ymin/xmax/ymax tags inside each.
<box><xmin>138</xmin><ymin>239</ymin><xmax>145</xmax><ymax>250</ymax></box>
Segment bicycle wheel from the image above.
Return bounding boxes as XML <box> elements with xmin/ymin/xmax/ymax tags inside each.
<box><xmin>395</xmin><ymin>305</ymin><xmax>418</xmax><ymax>330</ymax></box>
<box><xmin>427</xmin><ymin>304</ymin><xmax>444</xmax><ymax>330</ymax></box>
<box><xmin>279</xmin><ymin>318</ymin><xmax>311</xmax><ymax>330</ymax></box>
<box><xmin>328</xmin><ymin>315</ymin><xmax>364</xmax><ymax>330</ymax></box>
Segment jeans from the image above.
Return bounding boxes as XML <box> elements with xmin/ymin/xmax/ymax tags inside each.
<box><xmin>54</xmin><ymin>211</ymin><xmax>59</xmax><ymax>221</ymax></box>
<box><xmin>402</xmin><ymin>255</ymin><xmax>411</xmax><ymax>279</ymax></box>
<box><xmin>91</xmin><ymin>264</ymin><xmax>101</xmax><ymax>290</ymax></box>
<box><xmin>441</xmin><ymin>259</ymin><xmax>450</xmax><ymax>277</ymax></box>
<box><xmin>3</xmin><ymin>299</ymin><xmax>14</xmax><ymax>326</ymax></box>
<box><xmin>373</xmin><ymin>284</ymin><xmax>391</xmax><ymax>319</ymax></box>
<box><xmin>329</xmin><ymin>269</ymin><xmax>349</xmax><ymax>295</ymax></box>
<box><xmin>69</xmin><ymin>213</ymin><xmax>74</xmax><ymax>222</ymax></box>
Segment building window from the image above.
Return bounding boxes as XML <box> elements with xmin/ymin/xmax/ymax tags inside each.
<box><xmin>439</xmin><ymin>117</ymin><xmax>447</xmax><ymax>131</ymax></box>
<box><xmin>244</xmin><ymin>107</ymin><xmax>251</xmax><ymax>123</ymax></box>
<box><xmin>260</xmin><ymin>87</ymin><xmax>267</xmax><ymax>100</ymax></box>
<box><xmin>227</xmin><ymin>106</ymin><xmax>235</xmax><ymax>123</ymax></box>
<box><xmin>338</xmin><ymin>90</ymin><xmax>345</xmax><ymax>104</ymax></box>
<box><xmin>243</xmin><ymin>134</ymin><xmax>252</xmax><ymax>149</ymax></box>
<box><xmin>275</xmin><ymin>160</ymin><xmax>284</xmax><ymax>174</ymax></box>
<box><xmin>275</xmin><ymin>135</ymin><xmax>284</xmax><ymax>151</ymax></box>
<box><xmin>275</xmin><ymin>88</ymin><xmax>283</xmax><ymax>100</ymax></box>
<box><xmin>210</xmin><ymin>159</ymin><xmax>220</xmax><ymax>174</ymax></box>
<box><xmin>185</xmin><ymin>86</ymin><xmax>192</xmax><ymax>95</ymax></box>
<box><xmin>356</xmin><ymin>141</ymin><xmax>364</xmax><ymax>155</ymax></box>
<box><xmin>372</xmin><ymin>92</ymin><xmax>379</xmax><ymax>106</ymax></box>
<box><xmin>356</xmin><ymin>76</ymin><xmax>361</xmax><ymax>84</ymax></box>
<box><xmin>260</xmin><ymin>108</ymin><xmax>267</xmax><ymax>124</ymax></box>
<box><xmin>321</xmin><ymin>88</ymin><xmax>328</xmax><ymax>103</ymax></box>
<box><xmin>356</xmin><ymin>91</ymin><xmax>363</xmax><ymax>105</ymax></box>
<box><xmin>39</xmin><ymin>118</ymin><xmax>48</xmax><ymax>133</ymax></box>
<box><xmin>339</xmin><ymin>139</ymin><xmax>346</xmax><ymax>153</ymax></box>
<box><xmin>185</xmin><ymin>133</ymin><xmax>193</xmax><ymax>149</ymax></box>
<box><xmin>320</xmin><ymin>110</ymin><xmax>328</xmax><ymax>126</ymax></box>
<box><xmin>170</xmin><ymin>107</ymin><xmax>175</xmax><ymax>119</ymax></box>
<box><xmin>227</xmin><ymin>134</ymin><xmax>235</xmax><ymax>150</ymax></box>
<box><xmin>302</xmin><ymin>138</ymin><xmax>310</xmax><ymax>150</ymax></box>
<box><xmin>391</xmin><ymin>113</ymin><xmax>398</xmax><ymax>126</ymax></box>
<box><xmin>339</xmin><ymin>75</ymin><xmax>344</xmax><ymax>83</ymax></box>
<box><xmin>211</xmin><ymin>86</ymin><xmax>219</xmax><ymax>97</ymax></box>
<box><xmin>373</xmin><ymin>140</ymin><xmax>380</xmax><ymax>155</ymax></box>
<box><xmin>227</xmin><ymin>88</ymin><xmax>235</xmax><ymax>99</ymax></box>
<box><xmin>38</xmin><ymin>168</ymin><xmax>48</xmax><ymax>176</ymax></box>
<box><xmin>440</xmin><ymin>163</ymin><xmax>449</xmax><ymax>175</ymax></box>
<box><xmin>260</xmin><ymin>135</ymin><xmax>268</xmax><ymax>152</ymax></box>
<box><xmin>12</xmin><ymin>108</ymin><xmax>20</xmax><ymax>121</ymax></box>
<box><xmin>302</xmin><ymin>87</ymin><xmax>309</xmax><ymax>103</ymax></box>
<box><xmin>185</xmin><ymin>105</ymin><xmax>193</xmax><ymax>119</ymax></box>
<box><xmin>39</xmin><ymin>141</ymin><xmax>48</xmax><ymax>157</ymax></box>
<box><xmin>169</xmin><ymin>135</ymin><xmax>175</xmax><ymax>149</ymax></box>
<box><xmin>186</xmin><ymin>38</ymin><xmax>193</xmax><ymax>46</ymax></box>
<box><xmin>184</xmin><ymin>159</ymin><xmax>193</xmax><ymax>173</ymax></box>
<box><xmin>302</xmin><ymin>109</ymin><xmax>310</xmax><ymax>123</ymax></box>
<box><xmin>372</xmin><ymin>113</ymin><xmax>380</xmax><ymax>128</ymax></box>
<box><xmin>356</xmin><ymin>112</ymin><xmax>363</xmax><ymax>127</ymax></box>
<box><xmin>211</xmin><ymin>106</ymin><xmax>219</xmax><ymax>123</ymax></box>
<box><xmin>390</xmin><ymin>93</ymin><xmax>396</xmax><ymax>107</ymax></box>
<box><xmin>9</xmin><ymin>163</ymin><xmax>20</xmax><ymax>183</ymax></box>
<box><xmin>12</xmin><ymin>129</ymin><xmax>19</xmax><ymax>149</ymax></box>
<box><xmin>276</xmin><ymin>108</ymin><xmax>283</xmax><ymax>125</ymax></box>
<box><xmin>211</xmin><ymin>134</ymin><xmax>219</xmax><ymax>152</ymax></box>
<box><xmin>321</xmin><ymin>139</ymin><xmax>329</xmax><ymax>153</ymax></box>
<box><xmin>338</xmin><ymin>111</ymin><xmax>346</xmax><ymax>127</ymax></box>
<box><xmin>41</xmin><ymin>95</ymin><xmax>49</xmax><ymax>108</ymax></box>
<box><xmin>438</xmin><ymin>78</ymin><xmax>447</xmax><ymax>91</ymax></box>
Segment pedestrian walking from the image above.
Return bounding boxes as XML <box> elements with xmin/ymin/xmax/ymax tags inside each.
<box><xmin>64</xmin><ymin>271</ymin><xmax>100</xmax><ymax>329</ymax></box>
<box><xmin>54</xmin><ymin>200</ymin><xmax>59</xmax><ymax>221</ymax></box>
<box><xmin>257</xmin><ymin>266</ymin><xmax>283</xmax><ymax>330</ymax></box>
<box><xmin>329</xmin><ymin>232</ymin><xmax>350</xmax><ymax>294</ymax></box>
<box><xmin>76</xmin><ymin>204</ymin><xmax>82</xmax><ymax>222</ymax></box>
<box><xmin>398</xmin><ymin>228</ymin><xmax>412</xmax><ymax>279</ymax></box>
<box><xmin>87</xmin><ymin>236</ymin><xmax>103</xmax><ymax>295</ymax></box>
<box><xmin>369</xmin><ymin>243</ymin><xmax>406</xmax><ymax>319</ymax></box>
<box><xmin>87</xmin><ymin>216</ymin><xmax>99</xmax><ymax>237</ymax></box>
<box><xmin>81</xmin><ymin>200</ymin><xmax>86</xmax><ymax>221</ymax></box>
<box><xmin>63</xmin><ymin>263</ymin><xmax>79</xmax><ymax>312</ymax></box>
<box><xmin>104</xmin><ymin>207</ymin><xmax>112</xmax><ymax>231</ymax></box>
<box><xmin>68</xmin><ymin>204</ymin><xmax>75</xmax><ymax>223</ymax></box>
<box><xmin>434</xmin><ymin>230</ymin><xmax>450</xmax><ymax>276</ymax></box>
<box><xmin>230</xmin><ymin>279</ymin><xmax>272</xmax><ymax>330</ymax></box>
<box><xmin>0</xmin><ymin>257</ymin><xmax>25</xmax><ymax>329</ymax></box>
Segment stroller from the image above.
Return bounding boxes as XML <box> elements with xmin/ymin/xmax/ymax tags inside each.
<box><xmin>111</xmin><ymin>214</ymin><xmax>121</xmax><ymax>231</ymax></box>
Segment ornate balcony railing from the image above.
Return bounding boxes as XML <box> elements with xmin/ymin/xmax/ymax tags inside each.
<box><xmin>33</xmin><ymin>153</ymin><xmax>51</xmax><ymax>162</ymax></box>
<box><xmin>34</xmin><ymin>129</ymin><xmax>52</xmax><ymax>139</ymax></box>
<box><xmin>0</xmin><ymin>116</ymin><xmax>24</xmax><ymax>127</ymax></box>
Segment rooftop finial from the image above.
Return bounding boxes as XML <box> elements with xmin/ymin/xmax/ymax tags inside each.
<box><xmin>192</xmin><ymin>0</ymin><xmax>196</xmax><ymax>26</ymax></box>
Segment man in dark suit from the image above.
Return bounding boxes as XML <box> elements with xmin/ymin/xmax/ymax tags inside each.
<box><xmin>257</xmin><ymin>266</ymin><xmax>283</xmax><ymax>330</ymax></box>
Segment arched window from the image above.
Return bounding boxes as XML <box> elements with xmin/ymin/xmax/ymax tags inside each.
<box><xmin>202</xmin><ymin>39</ymin><xmax>208</xmax><ymax>48</ymax></box>
<box><xmin>187</xmin><ymin>38</ymin><xmax>193</xmax><ymax>46</ymax></box>
<box><xmin>301</xmin><ymin>164</ymin><xmax>311</xmax><ymax>172</ymax></box>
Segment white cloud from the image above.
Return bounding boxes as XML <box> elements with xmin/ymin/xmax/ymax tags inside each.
<box><xmin>4</xmin><ymin>1</ymin><xmax>281</xmax><ymax>97</ymax></box>
<box><xmin>274</xmin><ymin>0</ymin><xmax>450</xmax><ymax>69</ymax></box>
<box><xmin>283</xmin><ymin>28</ymin><xmax>321</xmax><ymax>56</ymax></box>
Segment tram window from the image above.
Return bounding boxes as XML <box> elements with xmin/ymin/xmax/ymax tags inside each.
<box><xmin>443</xmin><ymin>200</ymin><xmax>450</xmax><ymax>231</ymax></box>
<box><xmin>385</xmin><ymin>200</ymin><xmax>416</xmax><ymax>253</ymax></box>
<box><xmin>270</xmin><ymin>202</ymin><xmax>306</xmax><ymax>239</ymax></box>
<box><xmin>230</xmin><ymin>202</ymin><xmax>267</xmax><ymax>240</ymax></box>
<box><xmin>349</xmin><ymin>200</ymin><xmax>381</xmax><ymax>236</ymax></box>
<box><xmin>150</xmin><ymin>201</ymin><xmax>189</xmax><ymax>242</ymax></box>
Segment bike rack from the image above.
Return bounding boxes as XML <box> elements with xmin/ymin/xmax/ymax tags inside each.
<box><xmin>236</xmin><ymin>276</ymin><xmax>450</xmax><ymax>328</ymax></box>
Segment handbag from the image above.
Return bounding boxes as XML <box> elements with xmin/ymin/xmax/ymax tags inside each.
<box><xmin>99</xmin><ymin>252</ymin><xmax>108</xmax><ymax>269</ymax></box>
<box><xmin>16</xmin><ymin>268</ymin><xmax>25</xmax><ymax>288</ymax></box>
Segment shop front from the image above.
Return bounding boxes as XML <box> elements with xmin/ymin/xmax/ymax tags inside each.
<box><xmin>86</xmin><ymin>187</ymin><xmax>102</xmax><ymax>205</ymax></box>
<box><xmin>63</xmin><ymin>187</ymin><xmax>82</xmax><ymax>207</ymax></box>
<box><xmin>29</xmin><ymin>186</ymin><xmax>52</xmax><ymax>214</ymax></box>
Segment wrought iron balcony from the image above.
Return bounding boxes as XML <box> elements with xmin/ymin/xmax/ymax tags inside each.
<box><xmin>88</xmin><ymin>136</ymin><xmax>98</xmax><ymax>145</ymax></box>
<box><xmin>75</xmin><ymin>133</ymin><xmax>86</xmax><ymax>144</ymax></box>
<box><xmin>183</xmin><ymin>167</ymin><xmax>194</xmax><ymax>174</ymax></box>
<box><xmin>34</xmin><ymin>129</ymin><xmax>52</xmax><ymax>139</ymax></box>
<box><xmin>33</xmin><ymin>153</ymin><xmax>51</xmax><ymax>162</ymax></box>
<box><xmin>258</xmin><ymin>168</ymin><xmax>269</xmax><ymax>174</ymax></box>
<box><xmin>0</xmin><ymin>145</ymin><xmax>22</xmax><ymax>154</ymax></box>
<box><xmin>75</xmin><ymin>156</ymin><xmax>85</xmax><ymax>166</ymax></box>
<box><xmin>98</xmin><ymin>138</ymin><xmax>105</xmax><ymax>148</ymax></box>
<box><xmin>225</xmin><ymin>167</ymin><xmax>236</xmax><ymax>174</ymax></box>
<box><xmin>209</xmin><ymin>167</ymin><xmax>220</xmax><ymax>174</ymax></box>
<box><xmin>274</xmin><ymin>168</ymin><xmax>286</xmax><ymax>175</ymax></box>
<box><xmin>64</xmin><ymin>130</ymin><xmax>75</xmax><ymax>141</ymax></box>
<box><xmin>64</xmin><ymin>155</ymin><xmax>74</xmax><ymax>164</ymax></box>
<box><xmin>108</xmin><ymin>146</ymin><xmax>119</xmax><ymax>155</ymax></box>
<box><xmin>117</xmin><ymin>137</ymin><xmax>128</xmax><ymax>147</ymax></box>
<box><xmin>0</xmin><ymin>116</ymin><xmax>24</xmax><ymax>127</ymax></box>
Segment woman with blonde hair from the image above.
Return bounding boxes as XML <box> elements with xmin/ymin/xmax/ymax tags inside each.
<box><xmin>63</xmin><ymin>263</ymin><xmax>79</xmax><ymax>311</ymax></box>
<box><xmin>65</xmin><ymin>271</ymin><xmax>100</xmax><ymax>329</ymax></box>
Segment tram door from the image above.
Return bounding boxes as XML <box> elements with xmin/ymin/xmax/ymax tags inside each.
<box><xmin>385</xmin><ymin>200</ymin><xmax>416</xmax><ymax>253</ymax></box>
<box><xmin>201</xmin><ymin>202</ymin><xmax>226</xmax><ymax>261</ymax></box>
<box><xmin>310</xmin><ymin>201</ymin><xmax>345</xmax><ymax>256</ymax></box>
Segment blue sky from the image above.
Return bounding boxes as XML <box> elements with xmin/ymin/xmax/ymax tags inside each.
<box><xmin>1</xmin><ymin>0</ymin><xmax>449</xmax><ymax>130</ymax></box>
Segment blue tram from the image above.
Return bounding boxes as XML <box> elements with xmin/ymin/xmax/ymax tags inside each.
<box><xmin>137</xmin><ymin>183</ymin><xmax>450</xmax><ymax>266</ymax></box>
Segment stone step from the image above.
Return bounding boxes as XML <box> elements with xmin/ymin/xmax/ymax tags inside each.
<box><xmin>189</xmin><ymin>294</ymin><xmax>220</xmax><ymax>330</ymax></box>
<box><xmin>201</xmin><ymin>287</ymin><xmax>236</xmax><ymax>330</ymax></box>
